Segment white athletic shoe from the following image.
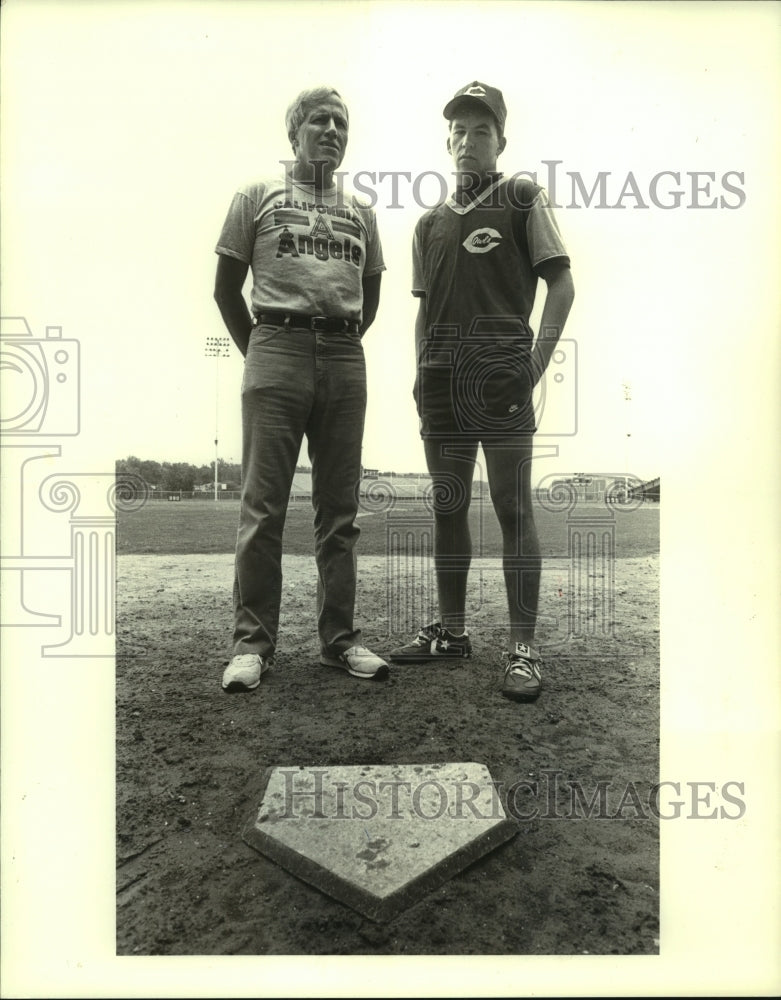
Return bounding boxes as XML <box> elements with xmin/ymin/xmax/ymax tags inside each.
<box><xmin>221</xmin><ymin>653</ymin><xmax>272</xmax><ymax>693</ymax></box>
<box><xmin>319</xmin><ymin>645</ymin><xmax>389</xmax><ymax>680</ymax></box>
<box><xmin>501</xmin><ymin>643</ymin><xmax>542</xmax><ymax>702</ymax></box>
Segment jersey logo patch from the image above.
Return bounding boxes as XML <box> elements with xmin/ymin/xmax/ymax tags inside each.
<box><xmin>462</xmin><ymin>228</ymin><xmax>502</xmax><ymax>254</ymax></box>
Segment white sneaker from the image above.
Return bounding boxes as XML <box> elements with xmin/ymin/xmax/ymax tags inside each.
<box><xmin>501</xmin><ymin>643</ymin><xmax>542</xmax><ymax>702</ymax></box>
<box><xmin>221</xmin><ymin>653</ymin><xmax>272</xmax><ymax>693</ymax></box>
<box><xmin>319</xmin><ymin>645</ymin><xmax>389</xmax><ymax>680</ymax></box>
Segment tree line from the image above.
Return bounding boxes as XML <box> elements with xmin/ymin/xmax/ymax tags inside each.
<box><xmin>115</xmin><ymin>456</ymin><xmax>312</xmax><ymax>493</ymax></box>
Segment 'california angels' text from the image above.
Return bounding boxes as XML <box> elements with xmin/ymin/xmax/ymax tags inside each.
<box><xmin>273</xmin><ymin>198</ymin><xmax>364</xmax><ymax>267</ymax></box>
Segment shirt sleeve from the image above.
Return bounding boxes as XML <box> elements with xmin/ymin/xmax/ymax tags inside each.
<box><xmin>214</xmin><ymin>188</ymin><xmax>259</xmax><ymax>263</ymax></box>
<box><xmin>411</xmin><ymin>220</ymin><xmax>426</xmax><ymax>297</ymax></box>
<box><xmin>361</xmin><ymin>206</ymin><xmax>386</xmax><ymax>278</ymax></box>
<box><xmin>526</xmin><ymin>189</ymin><xmax>570</xmax><ymax>270</ymax></box>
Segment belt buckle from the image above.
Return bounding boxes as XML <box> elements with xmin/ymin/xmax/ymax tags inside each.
<box><xmin>310</xmin><ymin>315</ymin><xmax>328</xmax><ymax>331</ymax></box>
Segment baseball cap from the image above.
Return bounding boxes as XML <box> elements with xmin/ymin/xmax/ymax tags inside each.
<box><xmin>443</xmin><ymin>81</ymin><xmax>507</xmax><ymax>134</ymax></box>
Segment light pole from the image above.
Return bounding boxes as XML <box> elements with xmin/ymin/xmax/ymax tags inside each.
<box><xmin>205</xmin><ymin>336</ymin><xmax>231</xmax><ymax>501</ymax></box>
<box><xmin>622</xmin><ymin>381</ymin><xmax>632</xmax><ymax>501</ymax></box>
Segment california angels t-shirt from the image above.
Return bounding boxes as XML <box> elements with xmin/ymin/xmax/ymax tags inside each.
<box><xmin>216</xmin><ymin>175</ymin><xmax>385</xmax><ymax>322</ymax></box>
<box><xmin>412</xmin><ymin>175</ymin><xmax>569</xmax><ymax>360</ymax></box>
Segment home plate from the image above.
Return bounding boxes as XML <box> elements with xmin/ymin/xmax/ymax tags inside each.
<box><xmin>242</xmin><ymin>761</ymin><xmax>517</xmax><ymax>922</ymax></box>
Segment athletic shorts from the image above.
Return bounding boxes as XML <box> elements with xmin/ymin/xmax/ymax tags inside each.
<box><xmin>415</xmin><ymin>342</ymin><xmax>536</xmax><ymax>440</ymax></box>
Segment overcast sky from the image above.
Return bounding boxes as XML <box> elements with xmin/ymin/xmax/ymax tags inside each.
<box><xmin>4</xmin><ymin>0</ymin><xmax>777</xmax><ymax>488</ymax></box>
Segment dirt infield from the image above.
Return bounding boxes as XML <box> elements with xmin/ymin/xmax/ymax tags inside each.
<box><xmin>116</xmin><ymin>538</ymin><xmax>659</xmax><ymax>955</ymax></box>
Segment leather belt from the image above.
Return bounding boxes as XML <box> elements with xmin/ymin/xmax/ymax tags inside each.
<box><xmin>256</xmin><ymin>312</ymin><xmax>360</xmax><ymax>334</ymax></box>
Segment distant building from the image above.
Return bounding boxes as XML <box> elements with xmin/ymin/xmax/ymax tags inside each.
<box><xmin>194</xmin><ymin>482</ymin><xmax>228</xmax><ymax>492</ymax></box>
<box><xmin>630</xmin><ymin>476</ymin><xmax>660</xmax><ymax>502</ymax></box>
<box><xmin>541</xmin><ymin>473</ymin><xmax>614</xmax><ymax>502</ymax></box>
<box><xmin>536</xmin><ymin>472</ymin><xmax>658</xmax><ymax>504</ymax></box>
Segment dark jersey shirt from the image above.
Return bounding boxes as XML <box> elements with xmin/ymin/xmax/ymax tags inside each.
<box><xmin>412</xmin><ymin>175</ymin><xmax>569</xmax><ymax>362</ymax></box>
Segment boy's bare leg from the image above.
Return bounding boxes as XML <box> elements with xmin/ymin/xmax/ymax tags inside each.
<box><xmin>423</xmin><ymin>437</ymin><xmax>479</xmax><ymax>634</ymax></box>
<box><xmin>483</xmin><ymin>436</ymin><xmax>540</xmax><ymax>647</ymax></box>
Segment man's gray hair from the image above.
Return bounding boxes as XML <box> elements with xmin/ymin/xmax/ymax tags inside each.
<box><xmin>285</xmin><ymin>86</ymin><xmax>348</xmax><ymax>150</ymax></box>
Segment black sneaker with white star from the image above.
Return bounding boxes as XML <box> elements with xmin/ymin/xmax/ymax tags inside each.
<box><xmin>388</xmin><ymin>622</ymin><xmax>472</xmax><ymax>663</ymax></box>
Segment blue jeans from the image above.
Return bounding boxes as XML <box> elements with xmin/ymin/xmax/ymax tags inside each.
<box><xmin>232</xmin><ymin>323</ymin><xmax>366</xmax><ymax>659</ymax></box>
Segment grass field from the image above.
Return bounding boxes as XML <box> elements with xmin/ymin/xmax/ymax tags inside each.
<box><xmin>116</xmin><ymin>498</ymin><xmax>659</xmax><ymax>558</ymax></box>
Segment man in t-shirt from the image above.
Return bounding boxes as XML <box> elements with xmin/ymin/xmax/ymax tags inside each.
<box><xmin>389</xmin><ymin>82</ymin><xmax>575</xmax><ymax>702</ymax></box>
<box><xmin>214</xmin><ymin>85</ymin><xmax>389</xmax><ymax>692</ymax></box>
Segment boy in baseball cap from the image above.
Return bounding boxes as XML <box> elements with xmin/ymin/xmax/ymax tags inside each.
<box><xmin>389</xmin><ymin>81</ymin><xmax>575</xmax><ymax>703</ymax></box>
<box><xmin>442</xmin><ymin>80</ymin><xmax>508</xmax><ymax>134</ymax></box>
